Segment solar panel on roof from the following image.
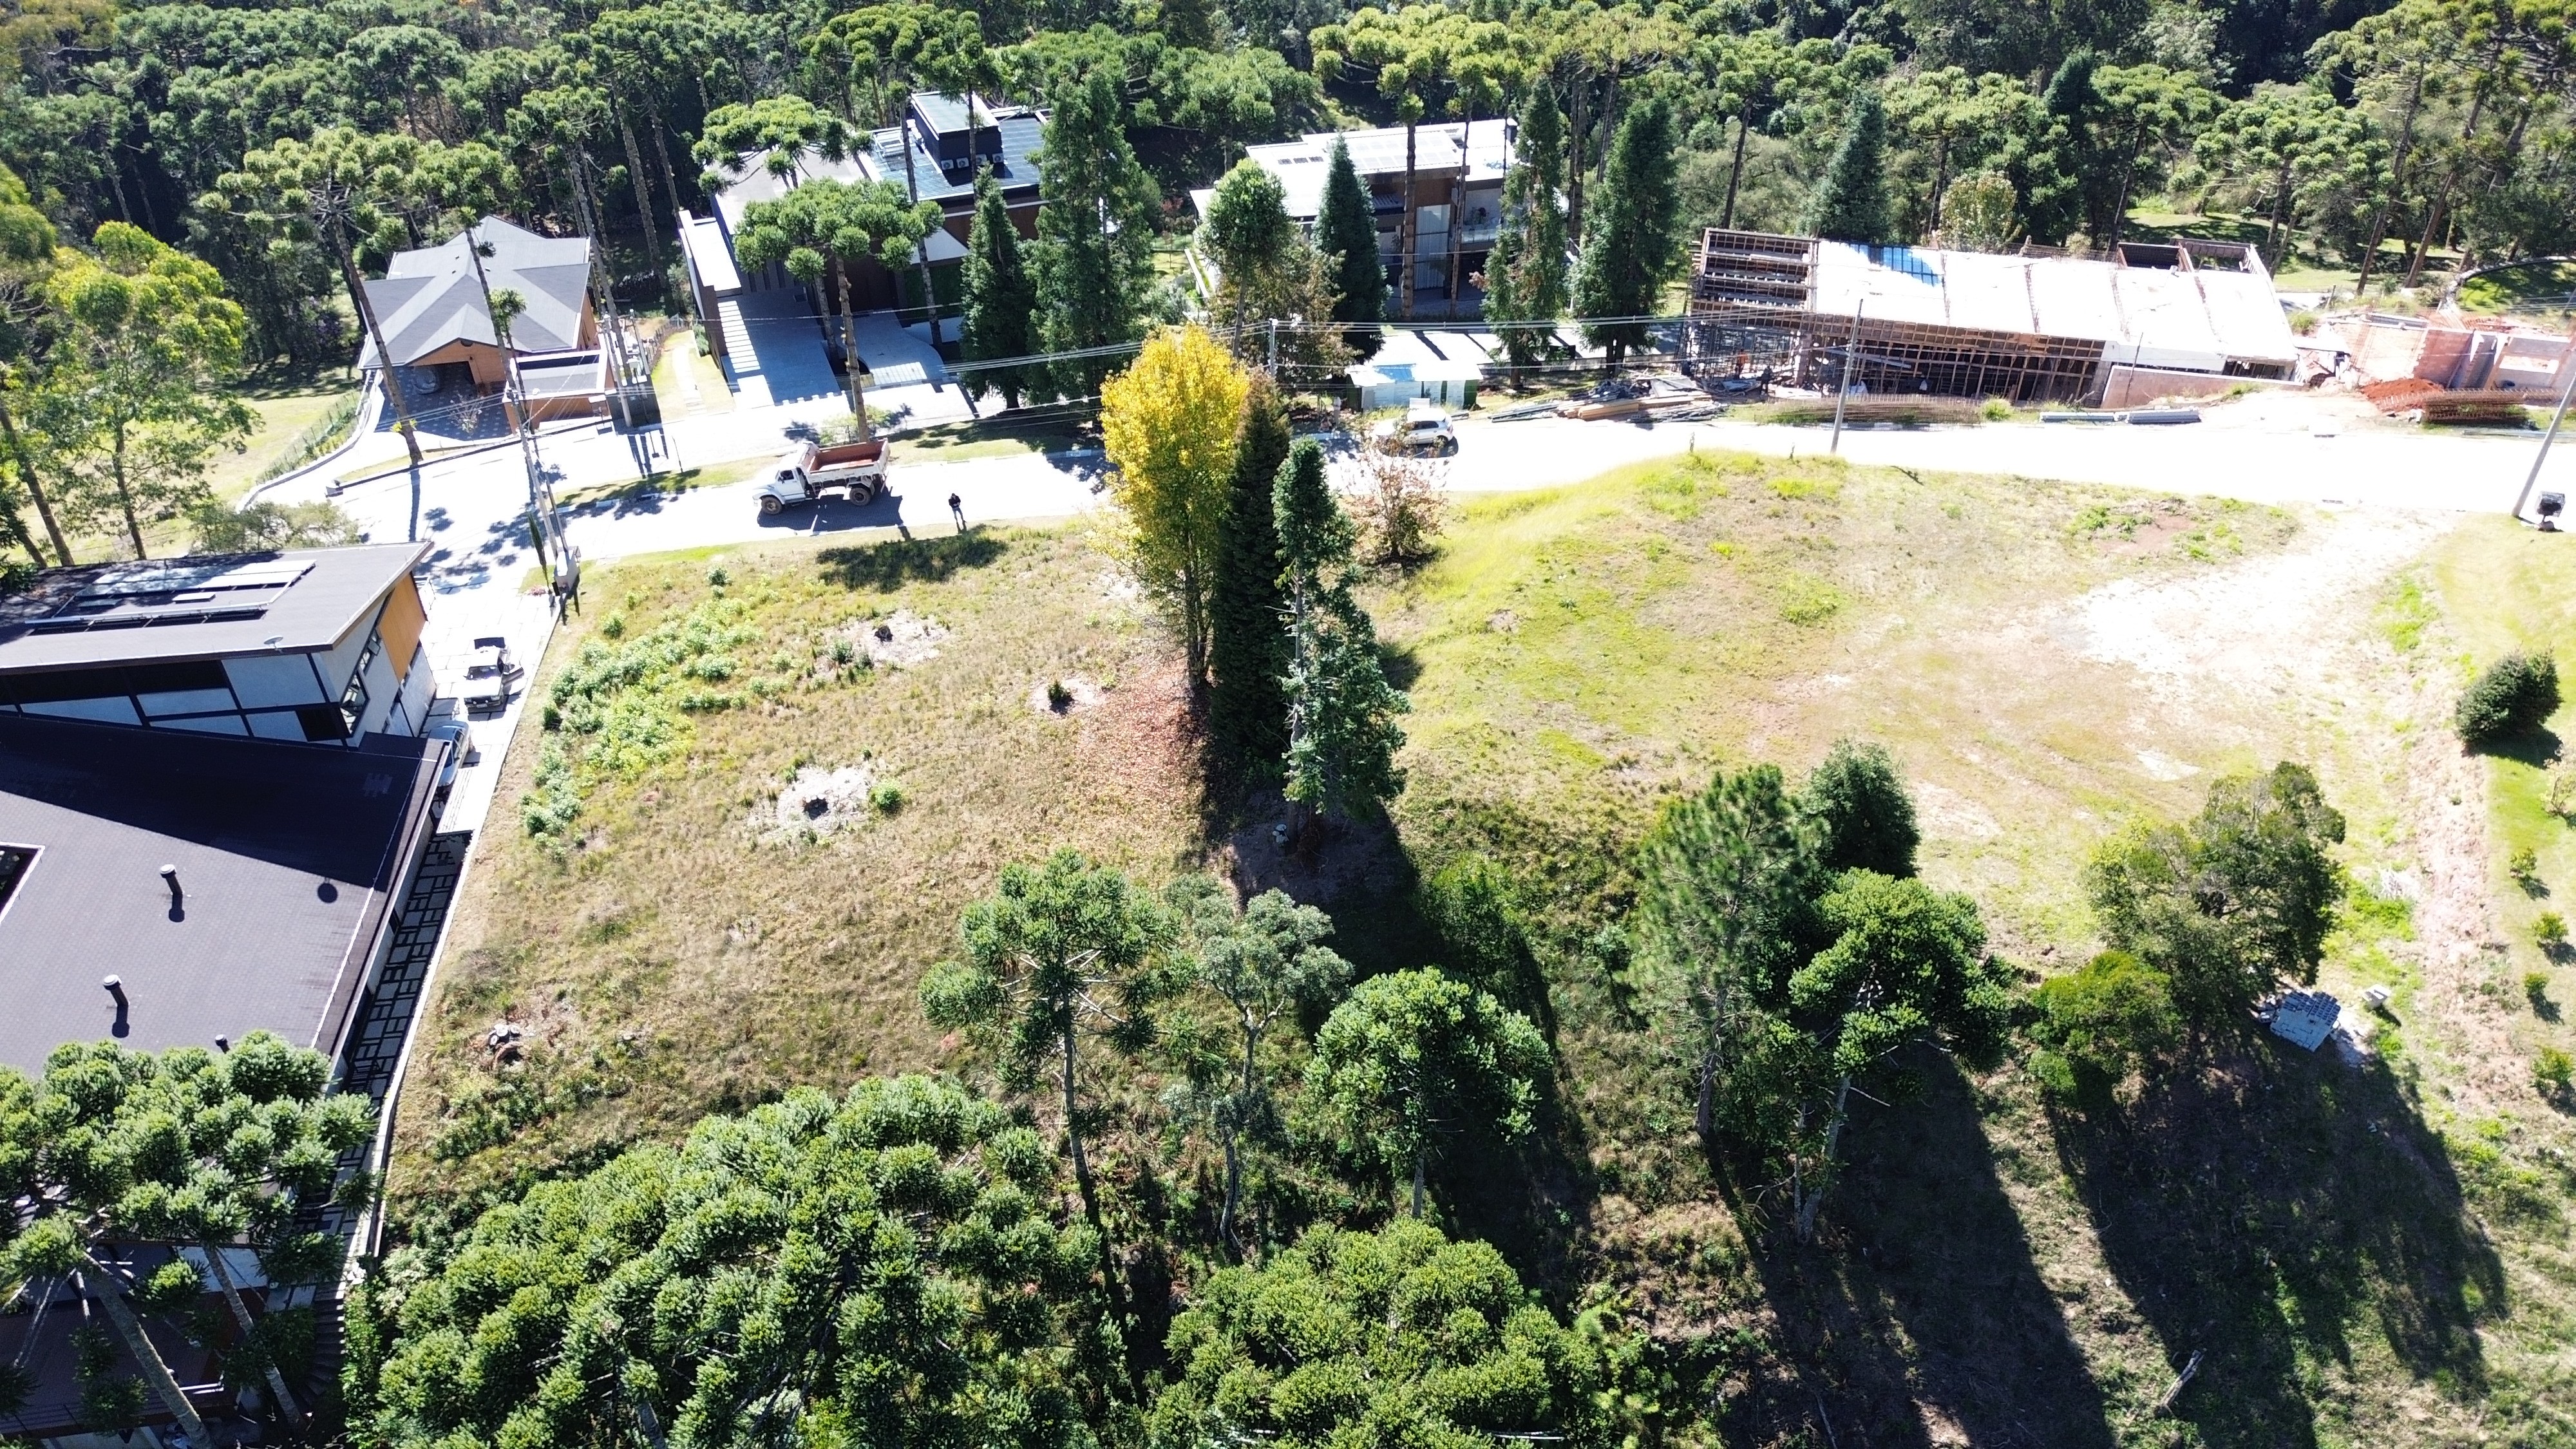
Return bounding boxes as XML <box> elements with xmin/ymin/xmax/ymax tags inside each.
<box><xmin>72</xmin><ymin>559</ymin><xmax>308</xmax><ymax>602</ymax></box>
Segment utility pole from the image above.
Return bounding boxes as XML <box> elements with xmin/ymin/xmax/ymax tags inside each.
<box><xmin>564</xmin><ymin>147</ymin><xmax>641</xmax><ymax>415</ymax></box>
<box><xmin>462</xmin><ymin>217</ymin><xmax>562</xmax><ymax>581</ymax></box>
<box><xmin>1828</xmin><ymin>301</ymin><xmax>1864</xmax><ymax>455</ymax></box>
<box><xmin>2511</xmin><ymin>336</ymin><xmax>2576</xmax><ymax>524</ymax></box>
<box><xmin>1267</xmin><ymin>317</ymin><xmax>1278</xmax><ymax>375</ymax></box>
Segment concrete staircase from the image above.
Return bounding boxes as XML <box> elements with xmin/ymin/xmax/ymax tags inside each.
<box><xmin>714</xmin><ymin>298</ymin><xmax>769</xmax><ymax>406</ymax></box>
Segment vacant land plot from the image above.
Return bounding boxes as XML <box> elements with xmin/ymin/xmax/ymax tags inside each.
<box><xmin>395</xmin><ymin>525</ymin><xmax>1206</xmax><ymax>1209</ymax></box>
<box><xmin>397</xmin><ymin>451</ymin><xmax>2576</xmax><ymax>1445</ymax></box>
<box><xmin>1379</xmin><ymin>462</ymin><xmax>2572</xmax><ymax>1444</ymax></box>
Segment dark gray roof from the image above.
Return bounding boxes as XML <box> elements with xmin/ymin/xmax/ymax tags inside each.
<box><xmin>867</xmin><ymin>106</ymin><xmax>1046</xmax><ymax>208</ymax></box>
<box><xmin>909</xmin><ymin>90</ymin><xmax>985</xmax><ymax>138</ymax></box>
<box><xmin>0</xmin><ymin>543</ymin><xmax>428</xmax><ymax>674</ymax></box>
<box><xmin>357</xmin><ymin>216</ymin><xmax>594</xmax><ymax>370</ymax></box>
<box><xmin>0</xmin><ymin>713</ymin><xmax>444</xmax><ymax>1074</ymax></box>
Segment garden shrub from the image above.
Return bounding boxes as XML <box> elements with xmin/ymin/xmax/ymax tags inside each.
<box><xmin>2456</xmin><ymin>650</ymin><xmax>2560</xmax><ymax>744</ymax></box>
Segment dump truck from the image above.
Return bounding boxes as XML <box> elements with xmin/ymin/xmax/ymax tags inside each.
<box><xmin>757</xmin><ymin>439</ymin><xmax>890</xmax><ymax>515</ymax></box>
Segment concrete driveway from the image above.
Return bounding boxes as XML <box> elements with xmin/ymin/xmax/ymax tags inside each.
<box><xmin>723</xmin><ymin>289</ymin><xmax>842</xmax><ymax>408</ymax></box>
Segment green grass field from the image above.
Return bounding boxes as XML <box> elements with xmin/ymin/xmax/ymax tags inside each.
<box><xmin>397</xmin><ymin>452</ymin><xmax>2576</xmax><ymax>1444</ymax></box>
<box><xmin>208</xmin><ymin>371</ymin><xmax>361</xmax><ymax>500</ymax></box>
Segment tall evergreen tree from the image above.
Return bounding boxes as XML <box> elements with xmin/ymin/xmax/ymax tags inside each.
<box><xmin>1030</xmin><ymin>69</ymin><xmax>1157</xmax><ymax>399</ymax></box>
<box><xmin>1806</xmin><ymin>88</ymin><xmax>1893</xmax><ymax>244</ymax></box>
<box><xmin>1996</xmin><ymin>52</ymin><xmax>2104</xmax><ymax>249</ymax></box>
<box><xmin>963</xmin><ymin>167</ymin><xmax>1034</xmax><ymax>408</ymax></box>
<box><xmin>1314</xmin><ymin>137</ymin><xmax>1385</xmax><ymax>356</ymax></box>
<box><xmin>1571</xmin><ymin>96</ymin><xmax>1681</xmax><ymax>370</ymax></box>
<box><xmin>1208</xmin><ymin>374</ymin><xmax>1293</xmax><ymax>779</ymax></box>
<box><xmin>922</xmin><ymin>849</ymin><xmax>1182</xmax><ymax>1293</ymax></box>
<box><xmin>1481</xmin><ymin>80</ymin><xmax>1568</xmax><ymax>379</ymax></box>
<box><xmin>1274</xmin><ymin>439</ymin><xmax>1406</xmax><ymax>822</ymax></box>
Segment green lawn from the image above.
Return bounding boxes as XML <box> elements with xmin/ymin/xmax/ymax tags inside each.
<box><xmin>2460</xmin><ymin>260</ymin><xmax>2576</xmax><ymax>315</ymax></box>
<box><xmin>208</xmin><ymin>372</ymin><xmax>363</xmax><ymax>500</ymax></box>
<box><xmin>887</xmin><ymin>412</ymin><xmax>1088</xmax><ymax>464</ymax></box>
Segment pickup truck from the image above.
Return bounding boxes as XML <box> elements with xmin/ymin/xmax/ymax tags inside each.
<box><xmin>758</xmin><ymin>439</ymin><xmax>890</xmax><ymax>515</ymax></box>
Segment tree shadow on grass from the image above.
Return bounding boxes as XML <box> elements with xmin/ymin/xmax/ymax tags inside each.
<box><xmin>815</xmin><ymin>530</ymin><xmax>1007</xmax><ymax>591</ymax></box>
<box><xmin>2470</xmin><ymin>726</ymin><xmax>2561</xmax><ymax>770</ymax></box>
<box><xmin>1724</xmin><ymin>1050</ymin><xmax>2119</xmax><ymax>1449</ymax></box>
<box><xmin>2050</xmin><ymin>1039</ymin><xmax>2499</xmax><ymax>1447</ymax></box>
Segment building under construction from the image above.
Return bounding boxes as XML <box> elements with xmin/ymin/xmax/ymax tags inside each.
<box><xmin>1685</xmin><ymin>229</ymin><xmax>2300</xmax><ymax>405</ymax></box>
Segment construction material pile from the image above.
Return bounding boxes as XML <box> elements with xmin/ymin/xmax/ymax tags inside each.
<box><xmin>1553</xmin><ymin>375</ymin><xmax>1709</xmax><ymax>420</ymax></box>
<box><xmin>2361</xmin><ymin>377</ymin><xmax>2538</xmax><ymax>425</ymax></box>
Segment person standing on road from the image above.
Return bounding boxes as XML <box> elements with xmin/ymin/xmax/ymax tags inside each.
<box><xmin>948</xmin><ymin>491</ymin><xmax>967</xmax><ymax>532</ymax></box>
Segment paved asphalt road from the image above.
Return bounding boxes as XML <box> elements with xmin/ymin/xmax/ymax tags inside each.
<box><xmin>279</xmin><ymin>391</ymin><xmax>2572</xmax><ymax>819</ymax></box>
<box><xmin>303</xmin><ymin>398</ymin><xmax>2575</xmax><ymax>578</ymax></box>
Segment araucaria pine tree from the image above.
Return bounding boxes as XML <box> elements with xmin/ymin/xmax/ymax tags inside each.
<box><xmin>1274</xmin><ymin>439</ymin><xmax>1407</xmax><ymax>822</ymax></box>
<box><xmin>1482</xmin><ymin>82</ymin><xmax>1569</xmax><ymax>380</ymax></box>
<box><xmin>963</xmin><ymin>167</ymin><xmax>1034</xmax><ymax>409</ymax></box>
<box><xmin>1315</xmin><ymin>137</ymin><xmax>1386</xmax><ymax>355</ymax></box>
<box><xmin>1572</xmin><ymin>97</ymin><xmax>1681</xmax><ymax>370</ymax></box>
<box><xmin>1208</xmin><ymin>374</ymin><xmax>1293</xmax><ymax>780</ymax></box>
<box><xmin>1031</xmin><ymin>69</ymin><xmax>1158</xmax><ymax>399</ymax></box>
<box><xmin>1808</xmin><ymin>88</ymin><xmax>1893</xmax><ymax>243</ymax></box>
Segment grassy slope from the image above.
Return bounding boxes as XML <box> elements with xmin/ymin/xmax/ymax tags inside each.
<box><xmin>1378</xmin><ymin>459</ymin><xmax>2570</xmax><ymax>1445</ymax></box>
<box><xmin>393</xmin><ymin>524</ymin><xmax>1207</xmax><ymax>1215</ymax></box>
<box><xmin>205</xmin><ymin>374</ymin><xmax>360</xmax><ymax>500</ymax></box>
<box><xmin>396</xmin><ymin>453</ymin><xmax>2575</xmax><ymax>1445</ymax></box>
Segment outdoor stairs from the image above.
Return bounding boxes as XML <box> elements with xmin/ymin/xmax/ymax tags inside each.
<box><xmin>714</xmin><ymin>298</ymin><xmax>765</xmax><ymax>404</ymax></box>
<box><xmin>307</xmin><ymin>1293</ymin><xmax>348</xmax><ymax>1408</ymax></box>
<box><xmin>716</xmin><ymin>298</ymin><xmax>755</xmax><ymax>365</ymax></box>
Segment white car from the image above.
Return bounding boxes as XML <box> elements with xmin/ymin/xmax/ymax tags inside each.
<box><xmin>462</xmin><ymin>636</ymin><xmax>520</xmax><ymax>714</ymax></box>
<box><xmin>1370</xmin><ymin>402</ymin><xmax>1459</xmax><ymax>456</ymax></box>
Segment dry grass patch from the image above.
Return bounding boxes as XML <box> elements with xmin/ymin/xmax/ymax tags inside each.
<box><xmin>392</xmin><ymin>526</ymin><xmax>1207</xmax><ymax>1218</ymax></box>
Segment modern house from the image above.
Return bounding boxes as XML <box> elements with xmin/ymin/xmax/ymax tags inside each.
<box><xmin>678</xmin><ymin>91</ymin><xmax>1046</xmax><ymax>371</ymax></box>
<box><xmin>1686</xmin><ymin>228</ymin><xmax>2300</xmax><ymax>406</ymax></box>
<box><xmin>357</xmin><ymin>216</ymin><xmax>609</xmax><ymax>425</ymax></box>
<box><xmin>0</xmin><ymin>544</ymin><xmax>466</xmax><ymax>1441</ymax></box>
<box><xmin>0</xmin><ymin>544</ymin><xmax>442</xmax><ymax>743</ymax></box>
<box><xmin>1197</xmin><ymin>120</ymin><xmax>1516</xmax><ymax>319</ymax></box>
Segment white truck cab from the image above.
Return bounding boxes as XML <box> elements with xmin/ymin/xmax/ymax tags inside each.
<box><xmin>759</xmin><ymin>439</ymin><xmax>891</xmax><ymax>515</ymax></box>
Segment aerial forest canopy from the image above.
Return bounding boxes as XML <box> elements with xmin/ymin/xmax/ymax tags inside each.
<box><xmin>0</xmin><ymin>0</ymin><xmax>2563</xmax><ymax>384</ymax></box>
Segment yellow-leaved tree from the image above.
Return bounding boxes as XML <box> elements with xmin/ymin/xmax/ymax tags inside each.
<box><xmin>1101</xmin><ymin>324</ymin><xmax>1249</xmax><ymax>696</ymax></box>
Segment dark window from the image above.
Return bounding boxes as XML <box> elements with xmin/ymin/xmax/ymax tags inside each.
<box><xmin>297</xmin><ymin>704</ymin><xmax>350</xmax><ymax>741</ymax></box>
<box><xmin>336</xmin><ymin>632</ymin><xmax>379</xmax><ymax>737</ymax></box>
<box><xmin>0</xmin><ymin>846</ymin><xmax>33</xmax><ymax>915</ymax></box>
<box><xmin>0</xmin><ymin>660</ymin><xmax>227</xmax><ymax>705</ymax></box>
<box><xmin>126</xmin><ymin>660</ymin><xmax>229</xmax><ymax>695</ymax></box>
<box><xmin>1</xmin><ymin>666</ymin><xmax>131</xmax><ymax>705</ymax></box>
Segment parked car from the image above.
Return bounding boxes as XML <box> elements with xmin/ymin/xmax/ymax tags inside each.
<box><xmin>1370</xmin><ymin>401</ymin><xmax>1459</xmax><ymax>456</ymax></box>
<box><xmin>426</xmin><ymin>717</ymin><xmax>478</xmax><ymax>789</ymax></box>
<box><xmin>462</xmin><ymin>636</ymin><xmax>518</xmax><ymax>714</ymax></box>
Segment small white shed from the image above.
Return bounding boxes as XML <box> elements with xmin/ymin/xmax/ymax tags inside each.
<box><xmin>1350</xmin><ymin>358</ymin><xmax>1482</xmax><ymax>411</ymax></box>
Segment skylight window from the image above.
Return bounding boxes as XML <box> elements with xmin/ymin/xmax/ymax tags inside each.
<box><xmin>0</xmin><ymin>845</ymin><xmax>34</xmax><ymax>920</ymax></box>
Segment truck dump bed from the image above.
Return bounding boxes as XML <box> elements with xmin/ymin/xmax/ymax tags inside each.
<box><xmin>806</xmin><ymin>439</ymin><xmax>887</xmax><ymax>470</ymax></box>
